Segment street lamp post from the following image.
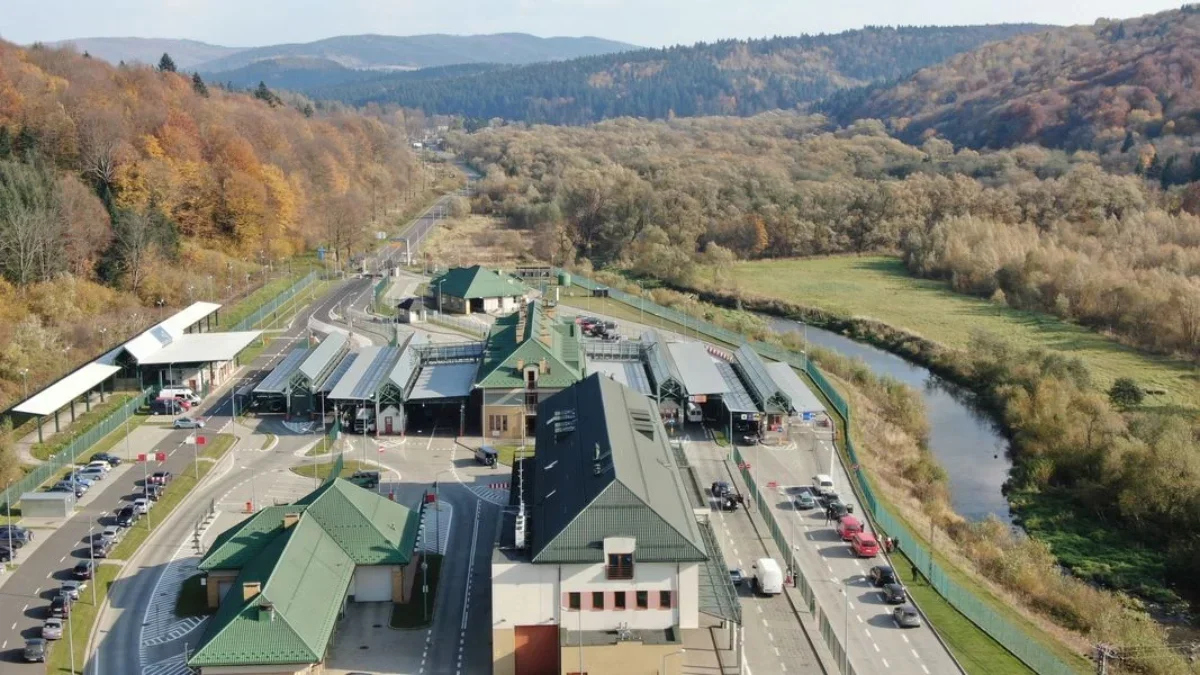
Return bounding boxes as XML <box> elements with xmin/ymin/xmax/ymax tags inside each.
<box><xmin>436</xmin><ymin>279</ymin><xmax>445</xmax><ymax>315</ymax></box>
<box><xmin>432</xmin><ymin>469</ymin><xmax>453</xmax><ymax>555</ymax></box>
<box><xmin>89</xmin><ymin>525</ymin><xmax>97</xmax><ymax>605</ymax></box>
<box><xmin>5</xmin><ymin>479</ymin><xmax>13</xmax><ymax>560</ymax></box>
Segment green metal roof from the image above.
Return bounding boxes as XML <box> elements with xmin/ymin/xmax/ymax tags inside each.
<box><xmin>476</xmin><ymin>301</ymin><xmax>585</xmax><ymax>389</ymax></box>
<box><xmin>433</xmin><ymin>265</ymin><xmax>526</xmax><ymax>299</ymax></box>
<box><xmin>189</xmin><ymin>517</ymin><xmax>354</xmax><ymax>667</ymax></box>
<box><xmin>529</xmin><ymin>374</ymin><xmax>707</xmax><ymax>564</ymax></box>
<box><xmin>189</xmin><ymin>479</ymin><xmax>420</xmax><ymax>668</ymax></box>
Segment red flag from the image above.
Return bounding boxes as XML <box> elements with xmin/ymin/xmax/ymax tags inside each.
<box><xmin>137</xmin><ymin>453</ymin><xmax>147</xmax><ymax>462</ymax></box>
<box><xmin>196</xmin><ymin>435</ymin><xmax>207</xmax><ymax>446</ymax></box>
<box><xmin>155</xmin><ymin>452</ymin><xmax>167</xmax><ymax>462</ymax></box>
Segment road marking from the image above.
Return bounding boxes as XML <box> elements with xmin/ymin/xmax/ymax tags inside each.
<box><xmin>756</xmin><ymin>605</ymin><xmax>763</xmax><ymax>614</ymax></box>
<box><xmin>59</xmin><ymin>555</ymin><xmax>66</xmax><ymax>563</ymax></box>
<box><xmin>902</xmin><ymin>635</ymin><xmax>909</xmax><ymax>644</ymax></box>
<box><xmin>882</xmin><ymin>658</ymin><xmax>891</xmax><ymax>668</ymax></box>
<box><xmin>33</xmin><ymin>587</ymin><xmax>40</xmax><ymax>595</ymax></box>
<box><xmin>773</xmin><ymin>646</ymin><xmax>780</xmax><ymax>656</ymax></box>
<box><xmin>856</xmin><ymin>614</ymin><xmax>863</xmax><ymax>624</ymax></box>
<box><xmin>22</xmin><ymin>604</ymin><xmax>28</xmax><ymax>611</ymax></box>
<box><xmin>873</xmin><ymin>643</ymin><xmax>880</xmax><ymax>652</ymax></box>
<box><xmin>920</xmin><ymin>665</ymin><xmax>930</xmax><ymax>674</ymax></box>
<box><xmin>864</xmin><ymin>628</ymin><xmax>872</xmax><ymax>638</ymax></box>
<box><xmin>761</xmin><ymin>618</ymin><xmax>769</xmax><ymax>628</ymax></box>
<box><xmin>911</xmin><ymin>649</ymin><xmax>920</xmax><ymax>659</ymax></box>
<box><xmin>780</xmin><ymin>664</ymin><xmax>787</xmax><ymax>673</ymax></box>
<box><xmin>10</xmin><ymin>622</ymin><xmax>15</xmax><ymax>630</ymax></box>
<box><xmin>46</xmin><ymin>572</ymin><xmax>54</xmax><ymax>579</ymax></box>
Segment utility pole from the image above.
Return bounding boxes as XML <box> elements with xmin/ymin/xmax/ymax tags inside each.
<box><xmin>1095</xmin><ymin>644</ymin><xmax>1115</xmax><ymax>675</ymax></box>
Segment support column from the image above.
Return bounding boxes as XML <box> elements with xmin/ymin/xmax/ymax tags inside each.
<box><xmin>70</xmin><ymin>400</ymin><xmax>76</xmax><ymax>423</ymax></box>
<box><xmin>85</xmin><ymin>392</ymin><xmax>91</xmax><ymax>413</ymax></box>
<box><xmin>37</xmin><ymin>417</ymin><xmax>44</xmax><ymax>443</ymax></box>
<box><xmin>55</xmin><ymin>410</ymin><xmax>61</xmax><ymax>433</ymax></box>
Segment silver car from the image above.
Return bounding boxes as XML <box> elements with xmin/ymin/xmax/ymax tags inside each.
<box><xmin>173</xmin><ymin>417</ymin><xmax>205</xmax><ymax>429</ymax></box>
<box><xmin>61</xmin><ymin>579</ymin><xmax>85</xmax><ymax>601</ymax></box>
<box><xmin>41</xmin><ymin>618</ymin><xmax>63</xmax><ymax>640</ymax></box>
<box><xmin>893</xmin><ymin>605</ymin><xmax>922</xmax><ymax>628</ymax></box>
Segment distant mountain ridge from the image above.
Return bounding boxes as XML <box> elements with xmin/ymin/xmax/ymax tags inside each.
<box><xmin>45</xmin><ymin>37</ymin><xmax>241</xmax><ymax>69</ymax></box>
<box><xmin>309</xmin><ymin>24</ymin><xmax>1048</xmax><ymax>124</ymax></box>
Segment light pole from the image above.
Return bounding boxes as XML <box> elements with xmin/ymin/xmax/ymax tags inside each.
<box><xmin>68</xmin><ymin>596</ymin><xmax>76</xmax><ymax>674</ymax></box>
<box><xmin>842</xmin><ymin>579</ymin><xmax>851</xmax><ymax>675</ymax></box>
<box><xmin>5</xmin><ymin>479</ymin><xmax>13</xmax><ymax>559</ymax></box>
<box><xmin>88</xmin><ymin>525</ymin><xmax>97</xmax><ymax>605</ymax></box>
<box><xmin>436</xmin><ymin>279</ymin><xmax>445</xmax><ymax>315</ymax></box>
<box><xmin>432</xmin><ymin>469</ymin><xmax>453</xmax><ymax>555</ymax></box>
<box><xmin>661</xmin><ymin>648</ymin><xmax>685</xmax><ymax>674</ymax></box>
<box><xmin>420</xmin><ymin>522</ymin><xmax>430</xmax><ymax>622</ymax></box>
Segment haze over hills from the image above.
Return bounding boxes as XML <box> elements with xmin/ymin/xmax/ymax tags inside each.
<box><xmin>308</xmin><ymin>24</ymin><xmax>1047</xmax><ymax>124</ymax></box>
<box><xmin>45</xmin><ymin>37</ymin><xmax>241</xmax><ymax>69</ymax></box>
<box><xmin>818</xmin><ymin>7</ymin><xmax>1200</xmax><ymax>166</ymax></box>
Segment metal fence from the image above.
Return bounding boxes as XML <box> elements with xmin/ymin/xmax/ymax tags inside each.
<box><xmin>566</xmin><ymin>269</ymin><xmax>1080</xmax><ymax>675</ymax></box>
<box><xmin>372</xmin><ymin>276</ymin><xmax>390</xmax><ymax>314</ymax></box>
<box><xmin>1</xmin><ymin>390</ymin><xmax>149</xmax><ymax>513</ymax></box>
<box><xmin>230</xmin><ymin>271</ymin><xmax>319</xmax><ymax>331</ymax></box>
<box><xmin>426</xmin><ymin>311</ymin><xmax>489</xmax><ymax>338</ymax></box>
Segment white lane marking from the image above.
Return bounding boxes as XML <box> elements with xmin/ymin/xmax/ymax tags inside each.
<box><xmin>59</xmin><ymin>555</ymin><xmax>66</xmax><ymax>563</ymax></box>
<box><xmin>780</xmin><ymin>664</ymin><xmax>787</xmax><ymax>673</ymax></box>
<box><xmin>911</xmin><ymin>649</ymin><xmax>920</xmax><ymax>659</ymax></box>
<box><xmin>921</xmin><ymin>665</ymin><xmax>930</xmax><ymax>674</ymax></box>
<box><xmin>768</xmin><ymin>633</ymin><xmax>774</xmax><ymax>642</ymax></box>
<box><xmin>864</xmin><ymin>628</ymin><xmax>872</xmax><ymax>638</ymax></box>
<box><xmin>22</xmin><ymin>604</ymin><xmax>28</xmax><ymax>611</ymax></box>
<box><xmin>902</xmin><ymin>634</ymin><xmax>909</xmax><ymax>644</ymax></box>
<box><xmin>761</xmin><ymin>618</ymin><xmax>769</xmax><ymax>628</ymax></box>
<box><xmin>873</xmin><ymin>643</ymin><xmax>880</xmax><ymax>653</ymax></box>
<box><xmin>856</xmin><ymin>614</ymin><xmax>863</xmax><ymax>624</ymax></box>
<box><xmin>9</xmin><ymin>622</ymin><xmax>15</xmax><ymax>630</ymax></box>
<box><xmin>756</xmin><ymin>605</ymin><xmax>763</xmax><ymax>614</ymax></box>
<box><xmin>774</xmin><ymin>646</ymin><xmax>781</xmax><ymax>656</ymax></box>
<box><xmin>882</xmin><ymin>658</ymin><xmax>891</xmax><ymax>668</ymax></box>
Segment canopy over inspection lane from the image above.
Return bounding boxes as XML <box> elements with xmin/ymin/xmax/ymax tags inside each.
<box><xmin>14</xmin><ymin>363</ymin><xmax>121</xmax><ymax>416</ymax></box>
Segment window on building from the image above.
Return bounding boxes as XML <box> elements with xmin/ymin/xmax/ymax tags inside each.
<box><xmin>636</xmin><ymin>591</ymin><xmax>648</xmax><ymax>609</ymax></box>
<box><xmin>606</xmin><ymin>553</ymin><xmax>634</xmax><ymax>580</ymax></box>
<box><xmin>614</xmin><ymin>592</ymin><xmax>627</xmax><ymax>610</ymax></box>
<box><xmin>592</xmin><ymin>591</ymin><xmax>604</xmax><ymax>610</ymax></box>
<box><xmin>488</xmin><ymin>415</ymin><xmax>508</xmax><ymax>432</ymax></box>
<box><xmin>568</xmin><ymin>592</ymin><xmax>581</xmax><ymax>610</ymax></box>
<box><xmin>659</xmin><ymin>590</ymin><xmax>673</xmax><ymax>609</ymax></box>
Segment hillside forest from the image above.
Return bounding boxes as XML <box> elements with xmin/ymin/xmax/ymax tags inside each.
<box><xmin>0</xmin><ymin>41</ymin><xmax>421</xmax><ymax>446</ymax></box>
<box><xmin>313</xmin><ymin>25</ymin><xmax>1045</xmax><ymax>124</ymax></box>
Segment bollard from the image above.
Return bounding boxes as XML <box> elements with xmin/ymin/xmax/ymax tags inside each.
<box><xmin>245</xmin><ymin>500</ymin><xmax>253</xmax><ymax>513</ymax></box>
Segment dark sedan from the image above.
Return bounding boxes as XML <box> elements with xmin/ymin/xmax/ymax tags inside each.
<box><xmin>869</xmin><ymin>565</ymin><xmax>898</xmax><ymax>587</ymax></box>
<box><xmin>882</xmin><ymin>583</ymin><xmax>907</xmax><ymax>604</ymax></box>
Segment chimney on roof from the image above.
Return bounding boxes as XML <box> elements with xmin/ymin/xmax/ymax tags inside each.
<box><xmin>539</xmin><ymin>358</ymin><xmax>549</xmax><ymax>375</ymax></box>
<box><xmin>242</xmin><ymin>581</ymin><xmax>261</xmax><ymax>602</ymax></box>
<box><xmin>258</xmin><ymin>601</ymin><xmax>276</xmax><ymax>622</ymax></box>
<box><xmin>516</xmin><ymin>359</ymin><xmax>525</xmax><ymax>371</ymax></box>
<box><xmin>282</xmin><ymin>513</ymin><xmax>300</xmax><ymax>529</ymax></box>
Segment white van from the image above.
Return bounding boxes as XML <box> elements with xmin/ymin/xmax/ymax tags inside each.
<box><xmin>685</xmin><ymin>402</ymin><xmax>704</xmax><ymax>423</ymax></box>
<box><xmin>159</xmin><ymin>387</ymin><xmax>201</xmax><ymax>404</ymax></box>
<box><xmin>751</xmin><ymin>558</ymin><xmax>783</xmax><ymax>595</ymax></box>
<box><xmin>812</xmin><ymin>474</ymin><xmax>836</xmax><ymax>496</ymax></box>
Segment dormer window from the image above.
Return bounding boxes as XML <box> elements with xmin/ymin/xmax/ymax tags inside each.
<box><xmin>606</xmin><ymin>553</ymin><xmax>634</xmax><ymax>580</ymax></box>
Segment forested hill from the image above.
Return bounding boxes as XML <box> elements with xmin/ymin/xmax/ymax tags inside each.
<box><xmin>310</xmin><ymin>24</ymin><xmax>1047</xmax><ymax>124</ymax></box>
<box><xmin>820</xmin><ymin>7</ymin><xmax>1200</xmax><ymax>162</ymax></box>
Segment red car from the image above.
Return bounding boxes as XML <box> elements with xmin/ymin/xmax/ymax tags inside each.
<box><xmin>851</xmin><ymin>532</ymin><xmax>880</xmax><ymax>558</ymax></box>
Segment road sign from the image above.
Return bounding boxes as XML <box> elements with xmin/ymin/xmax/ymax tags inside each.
<box><xmin>137</xmin><ymin>453</ymin><xmax>147</xmax><ymax>462</ymax></box>
<box><xmin>155</xmin><ymin>452</ymin><xmax>167</xmax><ymax>462</ymax></box>
<box><xmin>738</xmin><ymin>462</ymin><xmax>751</xmax><ymax>470</ymax></box>
<box><xmin>767</xmin><ymin>481</ymin><xmax>778</xmax><ymax>489</ymax></box>
<box><xmin>196</xmin><ymin>435</ymin><xmax>207</xmax><ymax>446</ymax></box>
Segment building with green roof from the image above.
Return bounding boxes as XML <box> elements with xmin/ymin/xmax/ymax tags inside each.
<box><xmin>431</xmin><ymin>264</ymin><xmax>527</xmax><ymax>315</ymax></box>
<box><xmin>477</xmin><ymin>300</ymin><xmax>586</xmax><ymax>440</ymax></box>
<box><xmin>188</xmin><ymin>478</ymin><xmax>421</xmax><ymax>674</ymax></box>
<box><xmin>490</xmin><ymin>375</ymin><xmax>740</xmax><ymax>675</ymax></box>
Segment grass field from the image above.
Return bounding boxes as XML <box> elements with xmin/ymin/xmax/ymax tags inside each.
<box><xmin>390</xmin><ymin>554</ymin><xmax>443</xmax><ymax>629</ymax></box>
<box><xmin>730</xmin><ymin>256</ymin><xmax>1200</xmax><ymax>409</ymax></box>
<box><xmin>495</xmin><ymin>444</ymin><xmax>534</xmax><ymax>467</ymax></box>
<box><xmin>29</xmin><ymin>394</ymin><xmax>139</xmax><ymax>461</ymax></box>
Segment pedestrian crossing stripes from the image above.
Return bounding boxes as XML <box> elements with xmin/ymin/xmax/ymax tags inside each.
<box><xmin>419</xmin><ymin>503</ymin><xmax>453</xmax><ymax>555</ymax></box>
<box><xmin>141</xmin><ymin>617</ymin><xmax>205</xmax><ymax>647</ymax></box>
<box><xmin>468</xmin><ymin>484</ymin><xmax>510</xmax><ymax>506</ymax></box>
<box><xmin>141</xmin><ymin>653</ymin><xmax>195</xmax><ymax>675</ymax></box>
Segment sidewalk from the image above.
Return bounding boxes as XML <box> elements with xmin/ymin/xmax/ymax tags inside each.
<box><xmin>14</xmin><ymin>389</ymin><xmax>108</xmax><ymax>465</ymax></box>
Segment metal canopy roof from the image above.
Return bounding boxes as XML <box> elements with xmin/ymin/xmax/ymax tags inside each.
<box><xmin>713</xmin><ymin>358</ymin><xmax>758</xmax><ymax>414</ymax></box>
<box><xmin>119</xmin><ymin>302</ymin><xmax>221</xmax><ymax>363</ymax></box>
<box><xmin>327</xmin><ymin>346</ymin><xmax>400</xmax><ymax>401</ymax></box>
<box><xmin>254</xmin><ymin>348</ymin><xmax>311</xmax><ymax>395</ymax></box>
<box><xmin>666</xmin><ymin>342</ymin><xmax>728</xmax><ymax>396</ymax></box>
<box><xmin>136</xmin><ymin>331</ymin><xmax>262</xmax><ymax>365</ymax></box>
<box><xmin>300</xmin><ymin>333</ymin><xmax>348</xmax><ymax>383</ymax></box>
<box><xmin>388</xmin><ymin>333</ymin><xmax>428</xmax><ymax>392</ymax></box>
<box><xmin>14</xmin><ymin>363</ymin><xmax>121</xmax><ymax>416</ymax></box>
<box><xmin>734</xmin><ymin>344</ymin><xmax>791</xmax><ymax>413</ymax></box>
<box><xmin>408</xmin><ymin>362</ymin><xmax>479</xmax><ymax>400</ymax></box>
<box><xmin>698</xmin><ymin>520</ymin><xmax>742</xmax><ymax>624</ymax></box>
<box><xmin>764</xmin><ymin>362</ymin><xmax>826</xmax><ymax>416</ymax></box>
<box><xmin>586</xmin><ymin>360</ymin><xmax>652</xmax><ymax>396</ymax></box>
<box><xmin>318</xmin><ymin>353</ymin><xmax>357</xmax><ymax>394</ymax></box>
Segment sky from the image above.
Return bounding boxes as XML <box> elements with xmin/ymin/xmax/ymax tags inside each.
<box><xmin>2</xmin><ymin>0</ymin><xmax>1185</xmax><ymax>48</ymax></box>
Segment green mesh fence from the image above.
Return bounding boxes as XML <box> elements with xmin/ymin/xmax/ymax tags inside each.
<box><xmin>231</xmin><ymin>271</ymin><xmax>318</xmax><ymax>331</ymax></box>
<box><xmin>2</xmin><ymin>390</ymin><xmax>149</xmax><ymax>513</ymax></box>
<box><xmin>565</xmin><ymin>269</ymin><xmax>1081</xmax><ymax>675</ymax></box>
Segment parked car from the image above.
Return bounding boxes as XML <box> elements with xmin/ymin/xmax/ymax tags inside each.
<box><xmin>348</xmin><ymin>471</ymin><xmax>380</xmax><ymax>489</ymax></box>
<box><xmin>173</xmin><ymin>417</ymin><xmax>205</xmax><ymax>429</ymax></box>
<box><xmin>729</xmin><ymin>568</ymin><xmax>744</xmax><ymax>586</ymax></box>
<box><xmin>881</xmin><ymin>583</ymin><xmax>907</xmax><ymax>604</ymax></box>
<box><xmin>91</xmin><ymin>452</ymin><xmax>122</xmax><ymax>466</ymax></box>
<box><xmin>812</xmin><ymin>474</ymin><xmax>836</xmax><ymax>496</ymax></box>
<box><xmin>869</xmin><ymin>565</ymin><xmax>898</xmax><ymax>587</ymax></box>
<box><xmin>133</xmin><ymin>497</ymin><xmax>152</xmax><ymax>515</ymax></box>
<box><xmin>116</xmin><ymin>506</ymin><xmax>138</xmax><ymax>527</ymax></box>
<box><xmin>825</xmin><ymin>500</ymin><xmax>850</xmax><ymax>521</ymax></box>
<box><xmin>23</xmin><ymin>638</ymin><xmax>46</xmax><ymax>662</ymax></box>
<box><xmin>41</xmin><ymin>618</ymin><xmax>63</xmax><ymax>640</ymax></box>
<box><xmin>851</xmin><ymin>533</ymin><xmax>880</xmax><ymax>558</ymax></box>
<box><xmin>100</xmin><ymin>525</ymin><xmax>122</xmax><ymax>545</ymax></box>
<box><xmin>66</xmin><ymin>473</ymin><xmax>96</xmax><ymax>487</ymax></box>
<box><xmin>149</xmin><ymin>398</ymin><xmax>184</xmax><ymax>415</ymax></box>
<box><xmin>0</xmin><ymin>526</ymin><xmax>32</xmax><ymax>547</ymax></box>
<box><xmin>92</xmin><ymin>539</ymin><xmax>112</xmax><ymax>559</ymax></box>
<box><xmin>50</xmin><ymin>481</ymin><xmax>86</xmax><ymax>497</ymax></box>
<box><xmin>474</xmin><ymin>446</ymin><xmax>498</xmax><ymax>467</ymax></box>
<box><xmin>77</xmin><ymin>466</ymin><xmax>106</xmax><ymax>481</ymax></box>
<box><xmin>144</xmin><ymin>484</ymin><xmax>164</xmax><ymax>501</ymax></box>
<box><xmin>837</xmin><ymin>515</ymin><xmax>864</xmax><ymax>541</ymax></box>
<box><xmin>792</xmin><ymin>487</ymin><xmax>817</xmax><ymax>509</ymax></box>
<box><xmin>73</xmin><ymin>560</ymin><xmax>94</xmax><ymax>580</ymax></box>
<box><xmin>150</xmin><ymin>471</ymin><xmax>173</xmax><ymax>485</ymax></box>
<box><xmin>50</xmin><ymin>595</ymin><xmax>71</xmax><ymax>618</ymax></box>
<box><xmin>86</xmin><ymin>460</ymin><xmax>112</xmax><ymax>474</ymax></box>
<box><xmin>60</xmin><ymin>580</ymin><xmax>85</xmax><ymax>601</ymax></box>
<box><xmin>892</xmin><ymin>605</ymin><xmax>923</xmax><ymax>628</ymax></box>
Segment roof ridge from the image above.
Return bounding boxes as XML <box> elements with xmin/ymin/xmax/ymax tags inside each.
<box><xmin>189</xmin><ymin>577</ymin><xmax>317</xmax><ymax>665</ymax></box>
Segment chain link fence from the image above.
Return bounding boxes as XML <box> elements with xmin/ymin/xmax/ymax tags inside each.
<box><xmin>230</xmin><ymin>271</ymin><xmax>318</xmax><ymax>331</ymax></box>
<box><xmin>2</xmin><ymin>389</ymin><xmax>150</xmax><ymax>513</ymax></box>
<box><xmin>427</xmin><ymin>311</ymin><xmax>489</xmax><ymax>338</ymax></box>
<box><xmin>563</xmin><ymin>269</ymin><xmax>1079</xmax><ymax>675</ymax></box>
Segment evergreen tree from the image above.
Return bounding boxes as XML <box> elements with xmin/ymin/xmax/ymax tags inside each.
<box><xmin>158</xmin><ymin>53</ymin><xmax>177</xmax><ymax>73</ymax></box>
<box><xmin>14</xmin><ymin>126</ymin><xmax>38</xmax><ymax>161</ymax></box>
<box><xmin>1108</xmin><ymin>378</ymin><xmax>1144</xmax><ymax>408</ymax></box>
<box><xmin>254</xmin><ymin>81</ymin><xmax>280</xmax><ymax>107</ymax></box>
<box><xmin>1120</xmin><ymin>130</ymin><xmax>1135</xmax><ymax>153</ymax></box>
<box><xmin>83</xmin><ymin>51</ymin><xmax>91</xmax><ymax>59</ymax></box>
<box><xmin>300</xmin><ymin>102</ymin><xmax>314</xmax><ymax>118</ymax></box>
<box><xmin>191</xmin><ymin>72</ymin><xmax>209</xmax><ymax>97</ymax></box>
<box><xmin>0</xmin><ymin>126</ymin><xmax>11</xmax><ymax>160</ymax></box>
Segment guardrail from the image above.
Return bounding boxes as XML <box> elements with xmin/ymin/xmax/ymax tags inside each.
<box><xmin>562</xmin><ymin>268</ymin><xmax>1078</xmax><ymax>675</ymax></box>
<box><xmin>1</xmin><ymin>390</ymin><xmax>150</xmax><ymax>513</ymax></box>
<box><xmin>231</xmin><ymin>271</ymin><xmax>319</xmax><ymax>331</ymax></box>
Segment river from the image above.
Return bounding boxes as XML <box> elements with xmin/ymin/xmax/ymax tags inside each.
<box><xmin>767</xmin><ymin>317</ymin><xmax>1014</xmax><ymax>523</ymax></box>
